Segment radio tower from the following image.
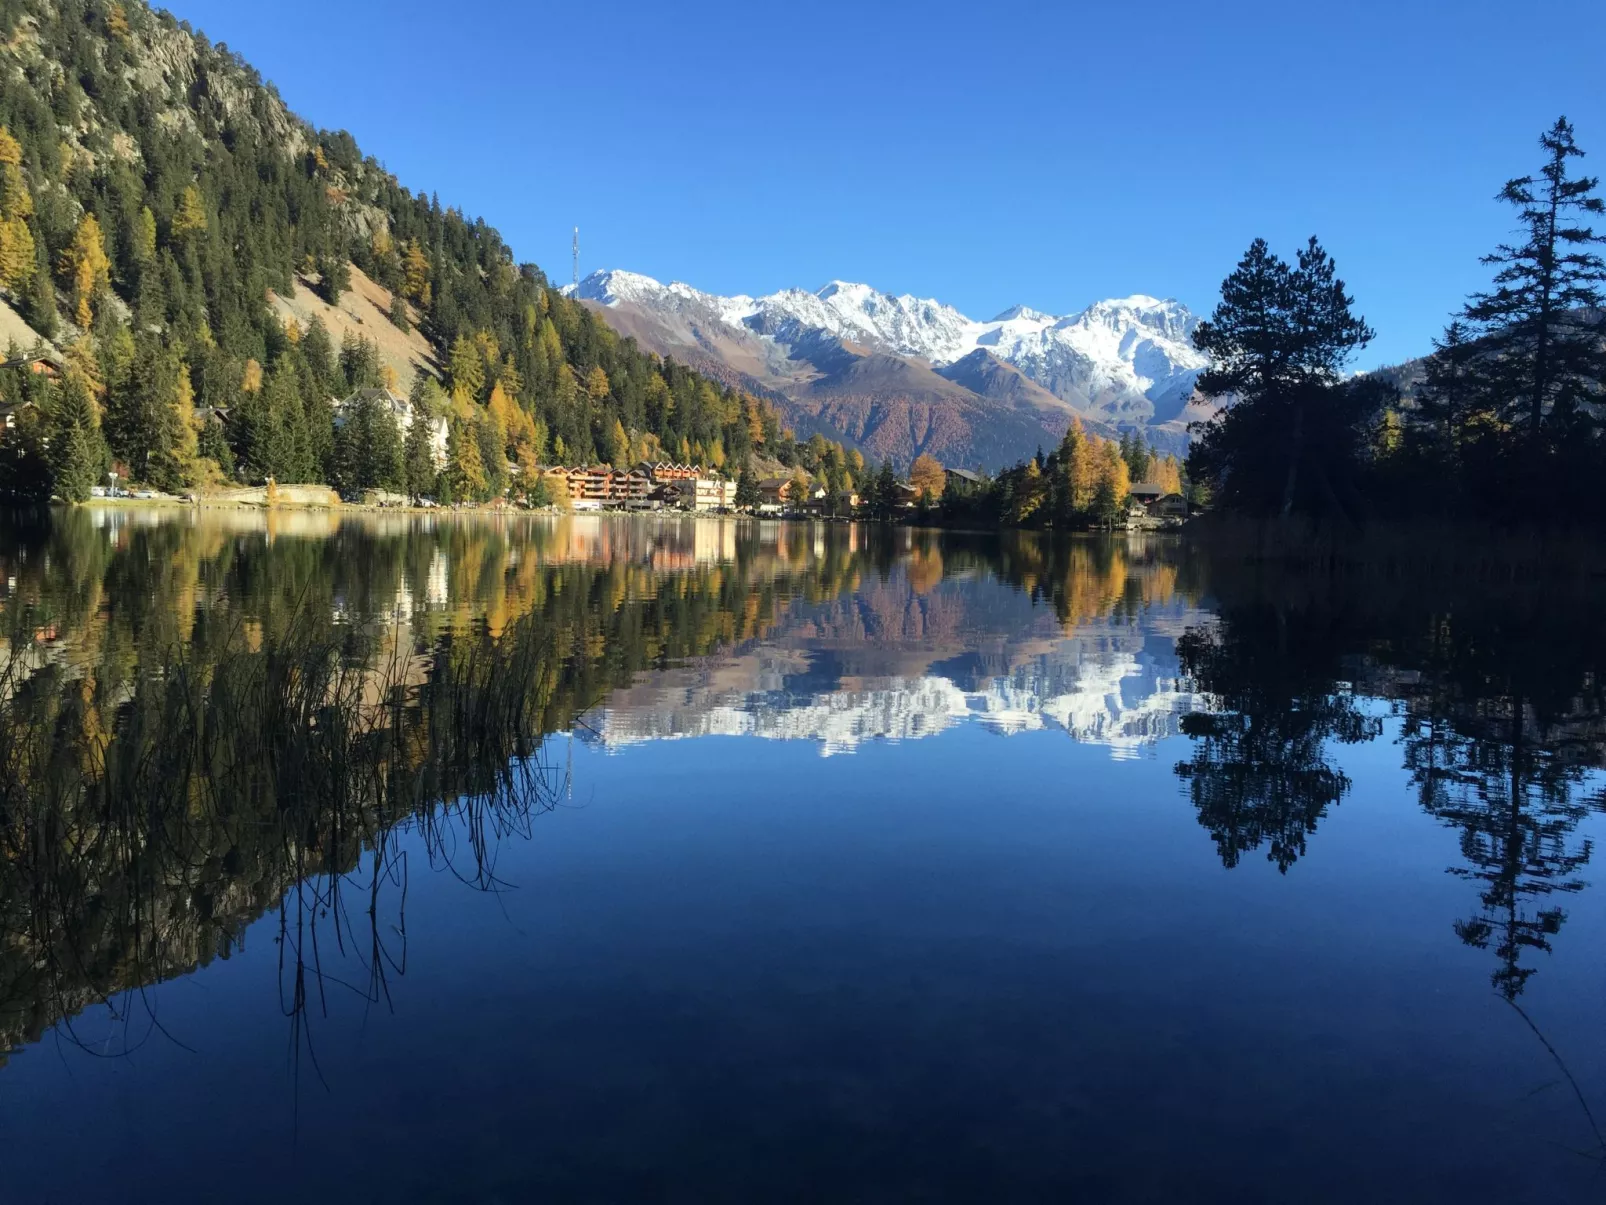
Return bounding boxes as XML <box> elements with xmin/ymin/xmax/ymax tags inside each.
<box><xmin>572</xmin><ymin>226</ymin><xmax>579</xmax><ymax>292</ymax></box>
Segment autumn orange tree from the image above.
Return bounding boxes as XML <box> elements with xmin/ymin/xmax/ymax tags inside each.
<box><xmin>909</xmin><ymin>453</ymin><xmax>945</xmax><ymax>501</ymax></box>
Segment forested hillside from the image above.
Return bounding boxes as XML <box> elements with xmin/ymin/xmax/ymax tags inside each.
<box><xmin>0</xmin><ymin>0</ymin><xmax>846</xmax><ymax>501</ymax></box>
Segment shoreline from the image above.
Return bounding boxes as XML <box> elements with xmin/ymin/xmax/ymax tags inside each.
<box><xmin>23</xmin><ymin>500</ymin><xmax>1606</xmax><ymax>582</ymax></box>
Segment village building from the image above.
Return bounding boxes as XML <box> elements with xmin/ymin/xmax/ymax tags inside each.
<box><xmin>637</xmin><ymin>461</ymin><xmax>701</xmax><ymax>484</ymax></box>
<box><xmin>755</xmin><ymin>476</ymin><xmax>795</xmax><ymax>513</ymax></box>
<box><xmin>537</xmin><ymin>464</ymin><xmax>655</xmax><ymax>509</ymax></box>
<box><xmin>0</xmin><ymin>353</ymin><xmax>64</xmax><ymax>381</ymax></box>
<box><xmin>756</xmin><ymin>476</ymin><xmax>828</xmax><ymax>514</ymax></box>
<box><xmin>1127</xmin><ymin>482</ymin><xmax>1166</xmax><ymax>508</ymax></box>
<box><xmin>0</xmin><ymin>398</ymin><xmax>38</xmax><ymax>430</ymax></box>
<box><xmin>1149</xmin><ymin>492</ymin><xmax>1188</xmax><ymax>521</ymax></box>
<box><xmin>661</xmin><ymin>476</ymin><xmax>736</xmax><ymax>512</ymax></box>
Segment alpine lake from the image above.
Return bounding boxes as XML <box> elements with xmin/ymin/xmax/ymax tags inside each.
<box><xmin>1</xmin><ymin>508</ymin><xmax>1604</xmax><ymax>1204</ymax></box>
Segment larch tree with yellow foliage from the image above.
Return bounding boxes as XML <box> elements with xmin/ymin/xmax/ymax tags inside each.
<box><xmin>369</xmin><ymin>226</ymin><xmax>399</xmax><ymax>291</ymax></box>
<box><xmin>1013</xmin><ymin>457</ymin><xmax>1045</xmax><ymax>525</ymax></box>
<box><xmin>448</xmin><ymin>334</ymin><xmax>486</xmax><ymax>405</ymax></box>
<box><xmin>445</xmin><ymin>415</ymin><xmax>488</xmax><ymax>502</ymax></box>
<box><xmin>1152</xmin><ymin>454</ymin><xmax>1184</xmax><ymax>496</ymax></box>
<box><xmin>0</xmin><ymin>126</ymin><xmax>36</xmax><ymax>294</ymax></box>
<box><xmin>401</xmin><ymin>240</ymin><xmax>431</xmax><ymax>303</ymax></box>
<box><xmin>489</xmin><ymin>382</ymin><xmax>538</xmax><ymax>464</ymax></box>
<box><xmin>172</xmin><ymin>185</ymin><xmax>207</xmax><ymax>240</ymax></box>
<box><xmin>60</xmin><ymin>213</ymin><xmax>111</xmax><ymax>328</ymax></box>
<box><xmin>909</xmin><ymin>453</ymin><xmax>945</xmax><ymax>502</ymax></box>
<box><xmin>1091</xmin><ymin>440</ymin><xmax>1131</xmax><ymax>528</ymax></box>
<box><xmin>604</xmin><ymin>417</ymin><xmax>628</xmax><ymax>466</ymax></box>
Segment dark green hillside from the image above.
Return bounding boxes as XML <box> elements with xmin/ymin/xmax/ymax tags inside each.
<box><xmin>0</xmin><ymin>0</ymin><xmax>848</xmax><ymax>500</ymax></box>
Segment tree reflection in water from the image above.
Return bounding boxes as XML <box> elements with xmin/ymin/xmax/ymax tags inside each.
<box><xmin>1174</xmin><ymin>603</ymin><xmax>1381</xmax><ymax>872</ymax></box>
<box><xmin>1176</xmin><ymin>567</ymin><xmax>1606</xmax><ymax>997</ymax></box>
<box><xmin>0</xmin><ymin>578</ymin><xmax>569</xmax><ymax>1080</ymax></box>
<box><xmin>0</xmin><ymin>509</ymin><xmax>817</xmax><ymax>1072</ymax></box>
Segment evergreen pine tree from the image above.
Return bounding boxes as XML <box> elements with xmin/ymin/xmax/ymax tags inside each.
<box><xmin>1122</xmin><ymin>431</ymin><xmax>1151</xmax><ymax>483</ymax></box>
<box><xmin>338</xmin><ymin>332</ymin><xmax>382</xmax><ymax>392</ymax></box>
<box><xmin>735</xmin><ymin>461</ymin><xmax>761</xmax><ymax>511</ymax></box>
<box><xmin>371</xmin><ymin>399</ymin><xmax>404</xmax><ymax>490</ymax></box>
<box><xmin>1091</xmin><ymin>474</ymin><xmax>1119</xmax><ymax>530</ymax></box>
<box><xmin>302</xmin><ymin>317</ymin><xmax>336</xmax><ymax>394</ymax></box>
<box><xmin>54</xmin><ymin>414</ymin><xmax>101</xmax><ymax>501</ymax></box>
<box><xmin>1414</xmin><ymin>321</ymin><xmax>1492</xmax><ymax>462</ymax></box>
<box><xmin>403</xmin><ymin>407</ymin><xmax>439</xmax><ymax>501</ymax></box>
<box><xmin>1189</xmin><ymin>237</ymin><xmax>1378</xmax><ymax>516</ymax></box>
<box><xmin>1462</xmin><ymin>117</ymin><xmax>1606</xmax><ymax>439</ymax></box>
<box><xmin>870</xmin><ymin>458</ymin><xmax>900</xmax><ymax>520</ymax></box>
<box><xmin>147</xmin><ymin>353</ymin><xmax>199</xmax><ymax>493</ymax></box>
<box><xmin>476</xmin><ymin>410</ymin><xmax>506</xmax><ymax>499</ymax></box>
<box><xmin>24</xmin><ymin>233</ymin><xmax>55</xmax><ymax>338</ymax></box>
<box><xmin>47</xmin><ymin>371</ymin><xmax>107</xmax><ymax>501</ymax></box>
<box><xmin>317</xmin><ymin>254</ymin><xmax>350</xmax><ymax>304</ymax></box>
<box><xmin>335</xmin><ymin>391</ymin><xmax>404</xmax><ymax>494</ymax></box>
<box><xmin>198</xmin><ymin>414</ymin><xmax>234</xmax><ymax>476</ymax></box>
<box><xmin>256</xmin><ymin>362</ymin><xmax>305</xmax><ymax>483</ymax></box>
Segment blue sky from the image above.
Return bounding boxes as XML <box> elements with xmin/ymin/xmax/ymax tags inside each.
<box><xmin>168</xmin><ymin>0</ymin><xmax>1605</xmax><ymax>367</ymax></box>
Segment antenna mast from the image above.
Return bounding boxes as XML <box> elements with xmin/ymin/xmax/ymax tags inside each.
<box><xmin>572</xmin><ymin>226</ymin><xmax>579</xmax><ymax>291</ymax></box>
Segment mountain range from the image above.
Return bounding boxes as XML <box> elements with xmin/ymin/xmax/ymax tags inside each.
<box><xmin>567</xmin><ymin>270</ymin><xmax>1215</xmax><ymax>469</ymax></box>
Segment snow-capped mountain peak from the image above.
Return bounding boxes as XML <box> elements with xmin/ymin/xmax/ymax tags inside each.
<box><xmin>991</xmin><ymin>304</ymin><xmax>1052</xmax><ymax>323</ymax></box>
<box><xmin>569</xmin><ymin>267</ymin><xmax>1210</xmax><ymax>457</ymax></box>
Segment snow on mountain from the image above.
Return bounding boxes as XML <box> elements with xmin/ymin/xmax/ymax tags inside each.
<box><xmin>576</xmin><ymin>626</ymin><xmax>1207</xmax><ymax>760</ymax></box>
<box><xmin>570</xmin><ymin>269</ymin><xmax>1208</xmax><ymax>434</ymax></box>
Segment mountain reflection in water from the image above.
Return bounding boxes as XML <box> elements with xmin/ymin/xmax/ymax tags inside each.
<box><xmin>1</xmin><ymin>508</ymin><xmax>1605</xmax><ymax>1202</ymax></box>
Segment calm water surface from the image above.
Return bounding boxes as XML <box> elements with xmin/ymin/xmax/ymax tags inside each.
<box><xmin>1</xmin><ymin>510</ymin><xmax>1604</xmax><ymax>1203</ymax></box>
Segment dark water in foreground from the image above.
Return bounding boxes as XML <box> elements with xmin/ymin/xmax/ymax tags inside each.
<box><xmin>1</xmin><ymin>509</ymin><xmax>1604</xmax><ymax>1203</ymax></box>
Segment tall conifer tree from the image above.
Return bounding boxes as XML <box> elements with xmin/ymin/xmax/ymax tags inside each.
<box><xmin>1462</xmin><ymin>118</ymin><xmax>1606</xmax><ymax>438</ymax></box>
<box><xmin>1189</xmin><ymin>237</ymin><xmax>1377</xmax><ymax>516</ymax></box>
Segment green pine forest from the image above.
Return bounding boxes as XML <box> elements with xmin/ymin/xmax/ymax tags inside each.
<box><xmin>0</xmin><ymin>0</ymin><xmax>860</xmax><ymax>503</ymax></box>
